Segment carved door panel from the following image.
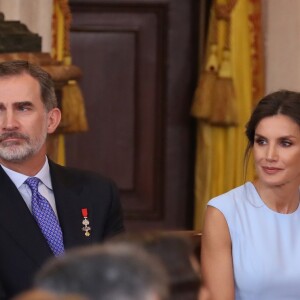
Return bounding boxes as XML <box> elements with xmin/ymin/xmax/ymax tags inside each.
<box><xmin>67</xmin><ymin>0</ymin><xmax>203</xmax><ymax>230</ymax></box>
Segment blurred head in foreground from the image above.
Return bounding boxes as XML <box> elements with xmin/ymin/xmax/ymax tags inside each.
<box><xmin>34</xmin><ymin>243</ymin><xmax>169</xmax><ymax>300</ymax></box>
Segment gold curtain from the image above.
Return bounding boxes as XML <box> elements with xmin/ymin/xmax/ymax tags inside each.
<box><xmin>192</xmin><ymin>0</ymin><xmax>265</xmax><ymax>230</ymax></box>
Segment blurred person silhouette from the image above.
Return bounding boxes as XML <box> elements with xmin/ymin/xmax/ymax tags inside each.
<box><xmin>110</xmin><ymin>231</ymin><xmax>202</xmax><ymax>300</ymax></box>
<box><xmin>0</xmin><ymin>60</ymin><xmax>124</xmax><ymax>298</ymax></box>
<box><xmin>34</xmin><ymin>243</ymin><xmax>169</xmax><ymax>300</ymax></box>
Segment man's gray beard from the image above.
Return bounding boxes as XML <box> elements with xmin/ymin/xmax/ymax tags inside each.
<box><xmin>0</xmin><ymin>131</ymin><xmax>47</xmax><ymax>163</ymax></box>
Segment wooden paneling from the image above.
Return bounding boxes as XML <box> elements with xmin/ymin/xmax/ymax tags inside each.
<box><xmin>67</xmin><ymin>0</ymin><xmax>202</xmax><ymax>230</ymax></box>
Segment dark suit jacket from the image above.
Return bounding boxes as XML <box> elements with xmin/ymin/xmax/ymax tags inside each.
<box><xmin>0</xmin><ymin>160</ymin><xmax>124</xmax><ymax>299</ymax></box>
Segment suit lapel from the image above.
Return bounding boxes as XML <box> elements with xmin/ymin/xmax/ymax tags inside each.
<box><xmin>0</xmin><ymin>166</ymin><xmax>52</xmax><ymax>266</ymax></box>
<box><xmin>49</xmin><ymin>161</ymin><xmax>93</xmax><ymax>249</ymax></box>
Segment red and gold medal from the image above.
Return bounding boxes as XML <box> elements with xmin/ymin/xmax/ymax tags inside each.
<box><xmin>81</xmin><ymin>208</ymin><xmax>91</xmax><ymax>237</ymax></box>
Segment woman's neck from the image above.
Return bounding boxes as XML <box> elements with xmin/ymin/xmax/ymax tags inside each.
<box><xmin>253</xmin><ymin>180</ymin><xmax>300</xmax><ymax>214</ymax></box>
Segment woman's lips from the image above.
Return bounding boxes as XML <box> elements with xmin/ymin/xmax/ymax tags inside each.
<box><xmin>262</xmin><ymin>166</ymin><xmax>282</xmax><ymax>174</ymax></box>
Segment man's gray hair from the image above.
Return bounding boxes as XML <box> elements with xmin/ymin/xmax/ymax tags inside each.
<box><xmin>0</xmin><ymin>60</ymin><xmax>57</xmax><ymax>111</ymax></box>
<box><xmin>35</xmin><ymin>243</ymin><xmax>170</xmax><ymax>300</ymax></box>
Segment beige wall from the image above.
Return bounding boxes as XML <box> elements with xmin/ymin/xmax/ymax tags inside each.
<box><xmin>262</xmin><ymin>0</ymin><xmax>300</xmax><ymax>93</ymax></box>
<box><xmin>0</xmin><ymin>0</ymin><xmax>53</xmax><ymax>52</ymax></box>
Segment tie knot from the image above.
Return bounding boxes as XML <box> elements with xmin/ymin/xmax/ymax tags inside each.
<box><xmin>25</xmin><ymin>177</ymin><xmax>40</xmax><ymax>192</ymax></box>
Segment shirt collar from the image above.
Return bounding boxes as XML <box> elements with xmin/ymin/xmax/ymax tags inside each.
<box><xmin>1</xmin><ymin>157</ymin><xmax>52</xmax><ymax>190</ymax></box>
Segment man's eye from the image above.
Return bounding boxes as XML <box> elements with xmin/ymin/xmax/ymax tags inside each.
<box><xmin>18</xmin><ymin>105</ymin><xmax>31</xmax><ymax>111</ymax></box>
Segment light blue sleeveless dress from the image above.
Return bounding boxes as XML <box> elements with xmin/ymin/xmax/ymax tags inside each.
<box><xmin>208</xmin><ymin>182</ymin><xmax>300</xmax><ymax>300</ymax></box>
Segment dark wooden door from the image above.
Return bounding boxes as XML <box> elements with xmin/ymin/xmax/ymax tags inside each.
<box><xmin>67</xmin><ymin>0</ymin><xmax>204</xmax><ymax>230</ymax></box>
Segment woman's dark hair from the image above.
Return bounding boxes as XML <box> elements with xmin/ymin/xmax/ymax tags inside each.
<box><xmin>244</xmin><ymin>90</ymin><xmax>300</xmax><ymax>174</ymax></box>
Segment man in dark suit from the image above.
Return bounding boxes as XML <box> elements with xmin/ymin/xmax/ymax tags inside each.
<box><xmin>0</xmin><ymin>60</ymin><xmax>124</xmax><ymax>299</ymax></box>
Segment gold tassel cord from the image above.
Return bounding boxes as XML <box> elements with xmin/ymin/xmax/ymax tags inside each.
<box><xmin>191</xmin><ymin>6</ymin><xmax>219</xmax><ymax>121</ymax></box>
<box><xmin>60</xmin><ymin>57</ymin><xmax>89</xmax><ymax>133</ymax></box>
<box><xmin>52</xmin><ymin>0</ymin><xmax>89</xmax><ymax>134</ymax></box>
<box><xmin>210</xmin><ymin>48</ymin><xmax>238</xmax><ymax>125</ymax></box>
<box><xmin>191</xmin><ymin>44</ymin><xmax>218</xmax><ymax>119</ymax></box>
<box><xmin>210</xmin><ymin>0</ymin><xmax>238</xmax><ymax>126</ymax></box>
<box><xmin>62</xmin><ymin>80</ymin><xmax>89</xmax><ymax>133</ymax></box>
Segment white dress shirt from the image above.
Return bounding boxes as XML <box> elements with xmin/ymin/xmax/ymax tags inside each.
<box><xmin>1</xmin><ymin>157</ymin><xmax>58</xmax><ymax>216</ymax></box>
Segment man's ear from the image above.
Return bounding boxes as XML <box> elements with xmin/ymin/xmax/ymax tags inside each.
<box><xmin>47</xmin><ymin>108</ymin><xmax>62</xmax><ymax>134</ymax></box>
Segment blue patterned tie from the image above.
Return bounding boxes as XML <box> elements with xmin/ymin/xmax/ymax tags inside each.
<box><xmin>25</xmin><ymin>177</ymin><xmax>64</xmax><ymax>256</ymax></box>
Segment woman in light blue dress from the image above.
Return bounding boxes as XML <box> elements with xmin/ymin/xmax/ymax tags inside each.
<box><xmin>201</xmin><ymin>90</ymin><xmax>300</xmax><ymax>300</ymax></box>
